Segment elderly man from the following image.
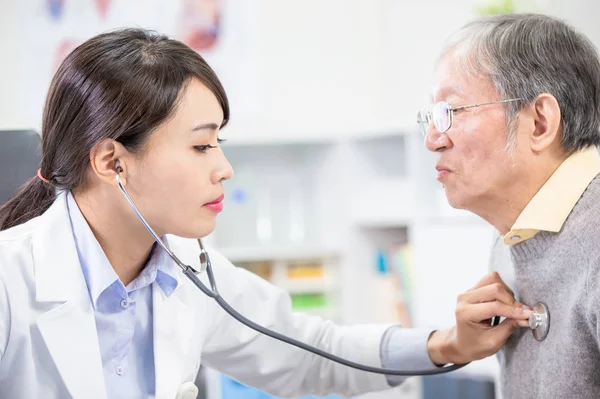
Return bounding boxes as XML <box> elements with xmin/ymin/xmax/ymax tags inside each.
<box><xmin>420</xmin><ymin>12</ymin><xmax>600</xmax><ymax>399</ymax></box>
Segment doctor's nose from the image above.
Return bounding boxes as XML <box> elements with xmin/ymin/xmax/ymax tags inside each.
<box><xmin>212</xmin><ymin>153</ymin><xmax>234</xmax><ymax>184</ymax></box>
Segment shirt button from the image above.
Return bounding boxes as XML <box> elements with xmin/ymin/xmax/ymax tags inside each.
<box><xmin>116</xmin><ymin>365</ymin><xmax>124</xmax><ymax>376</ymax></box>
<box><xmin>120</xmin><ymin>299</ymin><xmax>129</xmax><ymax>309</ymax></box>
<box><xmin>510</xmin><ymin>235</ymin><xmax>521</xmax><ymax>242</ymax></box>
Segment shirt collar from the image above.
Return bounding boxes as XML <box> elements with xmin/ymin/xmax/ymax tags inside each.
<box><xmin>66</xmin><ymin>192</ymin><xmax>180</xmax><ymax>308</ymax></box>
<box><xmin>143</xmin><ymin>240</ymin><xmax>180</xmax><ymax>297</ymax></box>
<box><xmin>504</xmin><ymin>146</ymin><xmax>600</xmax><ymax>245</ymax></box>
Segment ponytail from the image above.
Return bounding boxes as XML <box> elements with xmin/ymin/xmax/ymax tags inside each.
<box><xmin>0</xmin><ymin>176</ymin><xmax>57</xmax><ymax>231</ymax></box>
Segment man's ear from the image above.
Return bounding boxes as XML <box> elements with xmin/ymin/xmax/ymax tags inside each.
<box><xmin>527</xmin><ymin>93</ymin><xmax>562</xmax><ymax>153</ymax></box>
<box><xmin>89</xmin><ymin>139</ymin><xmax>130</xmax><ymax>186</ymax></box>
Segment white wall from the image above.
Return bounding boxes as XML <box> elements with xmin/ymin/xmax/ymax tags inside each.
<box><xmin>0</xmin><ymin>0</ymin><xmax>26</xmax><ymax>130</ymax></box>
<box><xmin>0</xmin><ymin>0</ymin><xmax>385</xmax><ymax>138</ymax></box>
<box><xmin>546</xmin><ymin>0</ymin><xmax>600</xmax><ymax>46</ymax></box>
<box><xmin>2</xmin><ymin>0</ymin><xmax>599</xmax><ymax>136</ymax></box>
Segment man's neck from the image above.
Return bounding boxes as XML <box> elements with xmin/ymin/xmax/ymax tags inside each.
<box><xmin>474</xmin><ymin>158</ymin><xmax>566</xmax><ymax>235</ymax></box>
<box><xmin>477</xmin><ymin>192</ymin><xmax>535</xmax><ymax>235</ymax></box>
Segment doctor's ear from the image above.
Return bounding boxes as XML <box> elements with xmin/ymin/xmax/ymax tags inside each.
<box><xmin>89</xmin><ymin>139</ymin><xmax>131</xmax><ymax>186</ymax></box>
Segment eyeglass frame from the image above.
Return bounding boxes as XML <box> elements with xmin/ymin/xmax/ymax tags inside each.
<box><xmin>416</xmin><ymin>98</ymin><xmax>524</xmax><ymax>137</ymax></box>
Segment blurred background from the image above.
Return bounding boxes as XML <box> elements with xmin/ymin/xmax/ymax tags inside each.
<box><xmin>0</xmin><ymin>0</ymin><xmax>597</xmax><ymax>398</ymax></box>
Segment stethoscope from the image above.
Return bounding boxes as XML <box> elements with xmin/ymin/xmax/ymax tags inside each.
<box><xmin>115</xmin><ymin>163</ymin><xmax>551</xmax><ymax>377</ymax></box>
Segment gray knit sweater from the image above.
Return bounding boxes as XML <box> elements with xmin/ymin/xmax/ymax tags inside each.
<box><xmin>490</xmin><ymin>175</ymin><xmax>600</xmax><ymax>399</ymax></box>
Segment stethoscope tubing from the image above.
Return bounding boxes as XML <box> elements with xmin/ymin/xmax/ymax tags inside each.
<box><xmin>115</xmin><ymin>167</ymin><xmax>472</xmax><ymax>376</ymax></box>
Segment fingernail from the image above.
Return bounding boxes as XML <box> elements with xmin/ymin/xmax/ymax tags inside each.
<box><xmin>522</xmin><ymin>309</ymin><xmax>533</xmax><ymax>318</ymax></box>
<box><xmin>522</xmin><ymin>305</ymin><xmax>532</xmax><ymax>311</ymax></box>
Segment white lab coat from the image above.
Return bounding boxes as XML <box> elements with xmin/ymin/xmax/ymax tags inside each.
<box><xmin>0</xmin><ymin>192</ymin><xmax>391</xmax><ymax>399</ymax></box>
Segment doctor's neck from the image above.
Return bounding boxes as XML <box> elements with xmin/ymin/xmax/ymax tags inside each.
<box><xmin>73</xmin><ymin>188</ymin><xmax>158</xmax><ymax>286</ymax></box>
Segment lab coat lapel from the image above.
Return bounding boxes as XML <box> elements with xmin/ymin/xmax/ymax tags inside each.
<box><xmin>153</xmin><ymin>237</ymin><xmax>197</xmax><ymax>398</ymax></box>
<box><xmin>33</xmin><ymin>193</ymin><xmax>107</xmax><ymax>399</ymax></box>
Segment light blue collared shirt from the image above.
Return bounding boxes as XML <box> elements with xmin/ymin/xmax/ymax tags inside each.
<box><xmin>380</xmin><ymin>326</ymin><xmax>439</xmax><ymax>386</ymax></box>
<box><xmin>66</xmin><ymin>192</ymin><xmax>180</xmax><ymax>398</ymax></box>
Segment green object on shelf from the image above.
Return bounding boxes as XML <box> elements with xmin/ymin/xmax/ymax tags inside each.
<box><xmin>475</xmin><ymin>0</ymin><xmax>517</xmax><ymax>15</ymax></box>
<box><xmin>291</xmin><ymin>293</ymin><xmax>328</xmax><ymax>309</ymax></box>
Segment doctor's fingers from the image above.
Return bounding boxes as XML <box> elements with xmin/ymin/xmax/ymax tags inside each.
<box><xmin>480</xmin><ymin>318</ymin><xmax>524</xmax><ymax>357</ymax></box>
<box><xmin>459</xmin><ymin>282</ymin><xmax>519</xmax><ymax>307</ymax></box>
<box><xmin>468</xmin><ymin>271</ymin><xmax>514</xmax><ymax>297</ymax></box>
<box><xmin>457</xmin><ymin>301</ymin><xmax>533</xmax><ymax>323</ymax></box>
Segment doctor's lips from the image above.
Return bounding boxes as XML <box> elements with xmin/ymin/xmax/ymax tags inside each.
<box><xmin>204</xmin><ymin>194</ymin><xmax>224</xmax><ymax>212</ymax></box>
<box><xmin>435</xmin><ymin>164</ymin><xmax>451</xmax><ymax>180</ymax></box>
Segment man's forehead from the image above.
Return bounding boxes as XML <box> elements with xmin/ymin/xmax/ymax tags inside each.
<box><xmin>431</xmin><ymin>85</ymin><xmax>466</xmax><ymax>101</ymax></box>
<box><xmin>432</xmin><ymin>62</ymin><xmax>497</xmax><ymax>101</ymax></box>
<box><xmin>432</xmin><ymin>56</ymin><xmax>470</xmax><ymax>99</ymax></box>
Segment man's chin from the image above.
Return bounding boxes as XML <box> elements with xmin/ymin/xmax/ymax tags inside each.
<box><xmin>443</xmin><ymin>188</ymin><xmax>468</xmax><ymax>211</ymax></box>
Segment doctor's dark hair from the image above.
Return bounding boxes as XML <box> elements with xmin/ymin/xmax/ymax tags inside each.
<box><xmin>440</xmin><ymin>13</ymin><xmax>600</xmax><ymax>153</ymax></box>
<box><xmin>0</xmin><ymin>28</ymin><xmax>229</xmax><ymax>231</ymax></box>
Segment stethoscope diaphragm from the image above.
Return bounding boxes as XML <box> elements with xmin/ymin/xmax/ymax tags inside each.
<box><xmin>529</xmin><ymin>302</ymin><xmax>550</xmax><ymax>342</ymax></box>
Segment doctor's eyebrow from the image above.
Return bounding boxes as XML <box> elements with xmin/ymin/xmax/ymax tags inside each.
<box><xmin>191</xmin><ymin>122</ymin><xmax>221</xmax><ymax>132</ymax></box>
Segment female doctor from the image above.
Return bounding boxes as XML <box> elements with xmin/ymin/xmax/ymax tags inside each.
<box><xmin>0</xmin><ymin>29</ymin><xmax>532</xmax><ymax>399</ymax></box>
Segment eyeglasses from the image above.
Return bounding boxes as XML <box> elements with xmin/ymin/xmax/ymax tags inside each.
<box><xmin>416</xmin><ymin>98</ymin><xmax>523</xmax><ymax>137</ymax></box>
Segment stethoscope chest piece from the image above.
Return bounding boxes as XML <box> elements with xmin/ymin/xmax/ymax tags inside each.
<box><xmin>529</xmin><ymin>302</ymin><xmax>550</xmax><ymax>342</ymax></box>
<box><xmin>175</xmin><ymin>382</ymin><xmax>198</xmax><ymax>399</ymax></box>
<box><xmin>198</xmin><ymin>247</ymin><xmax>208</xmax><ymax>274</ymax></box>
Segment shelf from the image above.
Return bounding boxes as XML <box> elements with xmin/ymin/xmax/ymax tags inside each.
<box><xmin>220</xmin><ymin>133</ymin><xmax>337</xmax><ymax>147</ymax></box>
<box><xmin>279</xmin><ymin>277</ymin><xmax>337</xmax><ymax>294</ymax></box>
<box><xmin>292</xmin><ymin>306</ymin><xmax>338</xmax><ymax>320</ymax></box>
<box><xmin>347</xmin><ymin>125</ymin><xmax>417</xmax><ymax>141</ymax></box>
<box><xmin>354</xmin><ymin>216</ymin><xmax>414</xmax><ymax>228</ymax></box>
<box><xmin>216</xmin><ymin>245</ymin><xmax>340</xmax><ymax>263</ymax></box>
<box><xmin>349</xmin><ymin>178</ymin><xmax>416</xmax><ymax>227</ymax></box>
<box><xmin>220</xmin><ymin>121</ymin><xmax>417</xmax><ymax>147</ymax></box>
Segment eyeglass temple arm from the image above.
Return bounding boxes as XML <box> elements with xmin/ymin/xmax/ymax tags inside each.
<box><xmin>451</xmin><ymin>98</ymin><xmax>523</xmax><ymax>112</ymax></box>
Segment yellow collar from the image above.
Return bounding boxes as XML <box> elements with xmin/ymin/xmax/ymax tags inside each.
<box><xmin>504</xmin><ymin>146</ymin><xmax>600</xmax><ymax>245</ymax></box>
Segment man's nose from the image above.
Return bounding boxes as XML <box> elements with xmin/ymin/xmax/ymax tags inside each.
<box><xmin>425</xmin><ymin>126</ymin><xmax>452</xmax><ymax>152</ymax></box>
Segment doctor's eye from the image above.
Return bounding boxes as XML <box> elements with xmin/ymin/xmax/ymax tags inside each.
<box><xmin>194</xmin><ymin>145</ymin><xmax>217</xmax><ymax>153</ymax></box>
<box><xmin>194</xmin><ymin>138</ymin><xmax>226</xmax><ymax>153</ymax></box>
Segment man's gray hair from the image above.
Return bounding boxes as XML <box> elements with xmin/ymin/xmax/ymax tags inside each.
<box><xmin>441</xmin><ymin>13</ymin><xmax>600</xmax><ymax>154</ymax></box>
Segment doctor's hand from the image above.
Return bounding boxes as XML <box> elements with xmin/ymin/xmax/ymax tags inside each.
<box><xmin>426</xmin><ymin>271</ymin><xmax>533</xmax><ymax>365</ymax></box>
